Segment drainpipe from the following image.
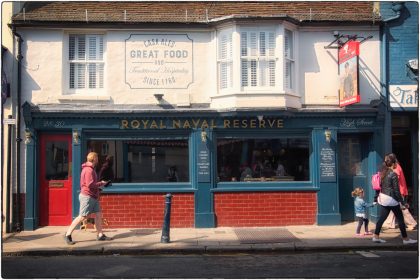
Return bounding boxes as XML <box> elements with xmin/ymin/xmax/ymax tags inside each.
<box><xmin>6</xmin><ymin>115</ymin><xmax>12</xmax><ymax>233</ymax></box>
<box><xmin>12</xmin><ymin>27</ymin><xmax>23</xmax><ymax>232</ymax></box>
<box><xmin>381</xmin><ymin>2</ymin><xmax>404</xmax><ymax>153</ymax></box>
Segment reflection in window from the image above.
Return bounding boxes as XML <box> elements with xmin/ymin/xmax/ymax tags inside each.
<box><xmin>87</xmin><ymin>140</ymin><xmax>189</xmax><ymax>183</ymax></box>
<box><xmin>45</xmin><ymin>141</ymin><xmax>69</xmax><ymax>180</ymax></box>
<box><xmin>339</xmin><ymin>138</ymin><xmax>364</xmax><ymax>176</ymax></box>
<box><xmin>217</xmin><ymin>138</ymin><xmax>310</xmax><ymax>182</ymax></box>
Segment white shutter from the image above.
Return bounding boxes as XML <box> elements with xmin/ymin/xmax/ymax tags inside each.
<box><xmin>240</xmin><ymin>29</ymin><xmax>277</xmax><ymax>88</ymax></box>
<box><xmin>76</xmin><ymin>63</ymin><xmax>85</xmax><ymax>89</ymax></box>
<box><xmin>98</xmin><ymin>36</ymin><xmax>104</xmax><ymax>60</ymax></box>
<box><xmin>218</xmin><ymin>31</ymin><xmax>232</xmax><ymax>90</ymax></box>
<box><xmin>260</xmin><ymin>59</ymin><xmax>267</xmax><ymax>86</ymax></box>
<box><xmin>88</xmin><ymin>36</ymin><xmax>97</xmax><ymax>60</ymax></box>
<box><xmin>259</xmin><ymin>32</ymin><xmax>266</xmax><ymax>56</ymax></box>
<box><xmin>250</xmin><ymin>32</ymin><xmax>257</xmax><ymax>56</ymax></box>
<box><xmin>88</xmin><ymin>63</ymin><xmax>96</xmax><ymax>88</ymax></box>
<box><xmin>284</xmin><ymin>61</ymin><xmax>290</xmax><ymax>89</ymax></box>
<box><xmin>69</xmin><ymin>34</ymin><xmax>104</xmax><ymax>90</ymax></box>
<box><xmin>241</xmin><ymin>32</ymin><xmax>247</xmax><ymax>56</ymax></box>
<box><xmin>69</xmin><ymin>63</ymin><xmax>75</xmax><ymax>88</ymax></box>
<box><xmin>241</xmin><ymin>59</ymin><xmax>248</xmax><ymax>87</ymax></box>
<box><xmin>268</xmin><ymin>32</ymin><xmax>275</xmax><ymax>57</ymax></box>
<box><xmin>269</xmin><ymin>60</ymin><xmax>275</xmax><ymax>87</ymax></box>
<box><xmin>219</xmin><ymin>34</ymin><xmax>227</xmax><ymax>59</ymax></box>
<box><xmin>69</xmin><ymin>36</ymin><xmax>75</xmax><ymax>60</ymax></box>
<box><xmin>98</xmin><ymin>63</ymin><xmax>104</xmax><ymax>88</ymax></box>
<box><xmin>250</xmin><ymin>60</ymin><xmax>257</xmax><ymax>86</ymax></box>
<box><xmin>285</xmin><ymin>29</ymin><xmax>293</xmax><ymax>59</ymax></box>
<box><xmin>284</xmin><ymin>29</ymin><xmax>294</xmax><ymax>90</ymax></box>
<box><xmin>77</xmin><ymin>36</ymin><xmax>85</xmax><ymax>60</ymax></box>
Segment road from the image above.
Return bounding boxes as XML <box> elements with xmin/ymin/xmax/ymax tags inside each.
<box><xmin>2</xmin><ymin>250</ymin><xmax>418</xmax><ymax>278</ymax></box>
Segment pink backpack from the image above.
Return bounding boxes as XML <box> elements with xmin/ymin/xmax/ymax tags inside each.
<box><xmin>371</xmin><ymin>172</ymin><xmax>381</xmax><ymax>190</ymax></box>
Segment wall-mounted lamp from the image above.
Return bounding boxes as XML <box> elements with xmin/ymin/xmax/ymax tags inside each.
<box><xmin>24</xmin><ymin>129</ymin><xmax>32</xmax><ymax>144</ymax></box>
<box><xmin>257</xmin><ymin>115</ymin><xmax>264</xmax><ymax>122</ymax></box>
<box><xmin>154</xmin><ymin>93</ymin><xmax>164</xmax><ymax>104</ymax></box>
<box><xmin>407</xmin><ymin>59</ymin><xmax>418</xmax><ymax>71</ymax></box>
<box><xmin>201</xmin><ymin>129</ymin><xmax>207</xmax><ymax>143</ymax></box>
<box><xmin>406</xmin><ymin>59</ymin><xmax>418</xmax><ymax>81</ymax></box>
<box><xmin>324</xmin><ymin>129</ymin><xmax>332</xmax><ymax>143</ymax></box>
<box><xmin>73</xmin><ymin>130</ymin><xmax>80</xmax><ymax>144</ymax></box>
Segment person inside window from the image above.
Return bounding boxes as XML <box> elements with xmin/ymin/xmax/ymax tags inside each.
<box><xmin>99</xmin><ymin>155</ymin><xmax>114</xmax><ymax>182</ymax></box>
<box><xmin>167</xmin><ymin>166</ymin><xmax>179</xmax><ymax>182</ymax></box>
<box><xmin>276</xmin><ymin>161</ymin><xmax>286</xmax><ymax>176</ymax></box>
<box><xmin>240</xmin><ymin>163</ymin><xmax>253</xmax><ymax>181</ymax></box>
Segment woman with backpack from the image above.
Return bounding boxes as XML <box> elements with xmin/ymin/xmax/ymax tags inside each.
<box><xmin>372</xmin><ymin>153</ymin><xmax>417</xmax><ymax>244</ymax></box>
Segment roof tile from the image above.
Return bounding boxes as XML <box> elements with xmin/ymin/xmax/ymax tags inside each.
<box><xmin>12</xmin><ymin>1</ymin><xmax>381</xmax><ymax>25</ymax></box>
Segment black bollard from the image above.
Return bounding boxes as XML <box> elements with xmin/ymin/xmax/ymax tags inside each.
<box><xmin>161</xmin><ymin>193</ymin><xmax>172</xmax><ymax>243</ymax></box>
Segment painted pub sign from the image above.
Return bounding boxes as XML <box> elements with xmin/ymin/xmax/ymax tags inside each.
<box><xmin>338</xmin><ymin>40</ymin><xmax>360</xmax><ymax>107</ymax></box>
<box><xmin>125</xmin><ymin>34</ymin><xmax>193</xmax><ymax>89</ymax></box>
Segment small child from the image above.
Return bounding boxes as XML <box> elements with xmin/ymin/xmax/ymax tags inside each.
<box><xmin>351</xmin><ymin>187</ymin><xmax>376</xmax><ymax>236</ymax></box>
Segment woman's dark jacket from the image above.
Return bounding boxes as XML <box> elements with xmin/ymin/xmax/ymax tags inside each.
<box><xmin>379</xmin><ymin>171</ymin><xmax>404</xmax><ymax>204</ymax></box>
<box><xmin>99</xmin><ymin>162</ymin><xmax>114</xmax><ymax>181</ymax></box>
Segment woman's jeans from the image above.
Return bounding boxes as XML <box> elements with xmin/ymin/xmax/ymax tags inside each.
<box><xmin>375</xmin><ymin>204</ymin><xmax>407</xmax><ymax>238</ymax></box>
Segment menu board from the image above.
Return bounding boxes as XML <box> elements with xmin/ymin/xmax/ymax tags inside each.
<box><xmin>319</xmin><ymin>143</ymin><xmax>336</xmax><ymax>182</ymax></box>
<box><xmin>197</xmin><ymin>142</ymin><xmax>210</xmax><ymax>182</ymax></box>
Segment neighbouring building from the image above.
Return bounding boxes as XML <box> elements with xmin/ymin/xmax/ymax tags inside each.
<box><xmin>2</xmin><ymin>1</ymin><xmax>26</xmax><ymax>233</ymax></box>
<box><xmin>5</xmin><ymin>1</ymin><xmax>414</xmax><ymax>231</ymax></box>
<box><xmin>380</xmin><ymin>1</ymin><xmax>418</xmax><ymax>216</ymax></box>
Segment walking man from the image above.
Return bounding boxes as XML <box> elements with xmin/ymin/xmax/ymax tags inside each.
<box><xmin>64</xmin><ymin>152</ymin><xmax>112</xmax><ymax>245</ymax></box>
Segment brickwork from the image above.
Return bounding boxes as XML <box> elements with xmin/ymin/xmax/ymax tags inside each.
<box><xmin>99</xmin><ymin>193</ymin><xmax>194</xmax><ymax>228</ymax></box>
<box><xmin>214</xmin><ymin>192</ymin><xmax>317</xmax><ymax>227</ymax></box>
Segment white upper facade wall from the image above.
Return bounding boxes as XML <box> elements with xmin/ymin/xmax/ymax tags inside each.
<box><xmin>19</xmin><ymin>23</ymin><xmax>380</xmax><ymax>109</ymax></box>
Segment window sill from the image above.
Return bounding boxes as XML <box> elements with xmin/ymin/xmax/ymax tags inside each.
<box><xmin>213</xmin><ymin>181</ymin><xmax>318</xmax><ymax>192</ymax></box>
<box><xmin>58</xmin><ymin>95</ymin><xmax>111</xmax><ymax>102</ymax></box>
<box><xmin>98</xmin><ymin>183</ymin><xmax>195</xmax><ymax>193</ymax></box>
<box><xmin>214</xmin><ymin>90</ymin><xmax>300</xmax><ymax>98</ymax></box>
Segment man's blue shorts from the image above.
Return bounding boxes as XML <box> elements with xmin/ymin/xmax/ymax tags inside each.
<box><xmin>79</xmin><ymin>193</ymin><xmax>101</xmax><ymax>217</ymax></box>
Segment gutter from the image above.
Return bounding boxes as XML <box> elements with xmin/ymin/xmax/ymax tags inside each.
<box><xmin>11</xmin><ymin>26</ymin><xmax>23</xmax><ymax>232</ymax></box>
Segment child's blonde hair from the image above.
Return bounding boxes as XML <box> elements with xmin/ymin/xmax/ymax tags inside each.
<box><xmin>351</xmin><ymin>187</ymin><xmax>364</xmax><ymax>197</ymax></box>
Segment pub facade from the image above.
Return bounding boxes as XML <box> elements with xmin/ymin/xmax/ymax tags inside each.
<box><xmin>9</xmin><ymin>2</ymin><xmax>388</xmax><ymax>230</ymax></box>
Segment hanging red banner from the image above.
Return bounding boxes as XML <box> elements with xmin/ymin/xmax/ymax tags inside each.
<box><xmin>339</xmin><ymin>40</ymin><xmax>360</xmax><ymax>107</ymax></box>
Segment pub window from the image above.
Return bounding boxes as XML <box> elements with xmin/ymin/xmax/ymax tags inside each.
<box><xmin>87</xmin><ymin>139</ymin><xmax>189</xmax><ymax>183</ymax></box>
<box><xmin>68</xmin><ymin>34</ymin><xmax>104</xmax><ymax>90</ymax></box>
<box><xmin>217</xmin><ymin>137</ymin><xmax>310</xmax><ymax>182</ymax></box>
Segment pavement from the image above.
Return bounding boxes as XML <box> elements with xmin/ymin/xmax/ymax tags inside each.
<box><xmin>2</xmin><ymin>222</ymin><xmax>418</xmax><ymax>256</ymax></box>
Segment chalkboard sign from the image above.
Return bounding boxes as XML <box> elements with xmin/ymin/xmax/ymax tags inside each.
<box><xmin>319</xmin><ymin>143</ymin><xmax>336</xmax><ymax>182</ymax></box>
<box><xmin>197</xmin><ymin>142</ymin><xmax>210</xmax><ymax>182</ymax></box>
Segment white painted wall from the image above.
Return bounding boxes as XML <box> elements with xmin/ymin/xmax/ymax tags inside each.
<box><xmin>299</xmin><ymin>27</ymin><xmax>381</xmax><ymax>106</ymax></box>
<box><xmin>18</xmin><ymin>25</ymin><xmax>380</xmax><ymax>109</ymax></box>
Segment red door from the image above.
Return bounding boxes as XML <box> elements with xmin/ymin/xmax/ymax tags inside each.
<box><xmin>39</xmin><ymin>134</ymin><xmax>73</xmax><ymax>226</ymax></box>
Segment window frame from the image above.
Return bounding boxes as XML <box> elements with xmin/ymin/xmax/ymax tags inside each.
<box><xmin>216</xmin><ymin>24</ymin><xmax>298</xmax><ymax>95</ymax></box>
<box><xmin>216</xmin><ymin>28</ymin><xmax>234</xmax><ymax>91</ymax></box>
<box><xmin>213</xmin><ymin>129</ymin><xmax>316</xmax><ymax>192</ymax></box>
<box><xmin>65</xmin><ymin>32</ymin><xmax>106</xmax><ymax>94</ymax></box>
<box><xmin>82</xmin><ymin>130</ymin><xmax>194</xmax><ymax>193</ymax></box>
<box><xmin>283</xmin><ymin>27</ymin><xmax>297</xmax><ymax>93</ymax></box>
<box><xmin>239</xmin><ymin>27</ymin><xmax>277</xmax><ymax>90</ymax></box>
